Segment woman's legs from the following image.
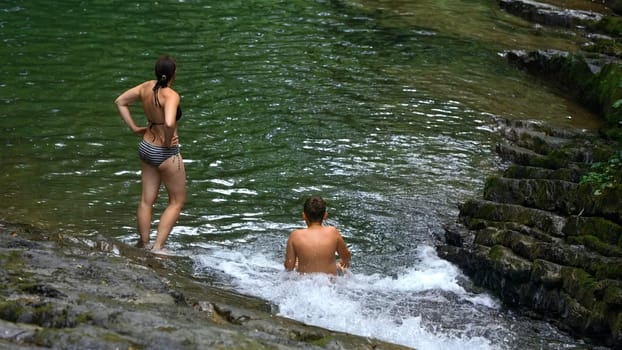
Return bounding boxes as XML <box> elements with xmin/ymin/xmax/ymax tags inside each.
<box><xmin>152</xmin><ymin>154</ymin><xmax>186</xmax><ymax>250</ymax></box>
<box><xmin>138</xmin><ymin>160</ymin><xmax>161</xmax><ymax>244</ymax></box>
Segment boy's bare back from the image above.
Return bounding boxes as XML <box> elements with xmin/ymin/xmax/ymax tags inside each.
<box><xmin>284</xmin><ymin>196</ymin><xmax>350</xmax><ymax>276</ymax></box>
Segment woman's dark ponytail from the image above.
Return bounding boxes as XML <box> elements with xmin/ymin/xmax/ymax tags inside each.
<box><xmin>152</xmin><ymin>56</ymin><xmax>177</xmax><ymax>106</ymax></box>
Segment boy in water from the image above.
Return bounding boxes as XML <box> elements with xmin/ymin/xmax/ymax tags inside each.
<box><xmin>284</xmin><ymin>196</ymin><xmax>351</xmax><ymax>275</ymax></box>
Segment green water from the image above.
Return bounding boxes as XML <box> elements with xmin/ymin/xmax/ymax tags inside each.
<box><xmin>0</xmin><ymin>1</ymin><xmax>605</xmax><ymax>348</ymax></box>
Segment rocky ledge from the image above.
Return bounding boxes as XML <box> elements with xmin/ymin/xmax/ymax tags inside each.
<box><xmin>0</xmin><ymin>222</ymin><xmax>409</xmax><ymax>350</ymax></box>
<box><xmin>498</xmin><ymin>0</ymin><xmax>605</xmax><ymax>28</ymax></box>
<box><xmin>437</xmin><ymin>117</ymin><xmax>622</xmax><ymax>348</ymax></box>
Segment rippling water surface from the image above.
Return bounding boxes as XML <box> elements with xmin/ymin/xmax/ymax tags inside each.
<box><xmin>0</xmin><ymin>1</ymin><xmax>606</xmax><ymax>349</ymax></box>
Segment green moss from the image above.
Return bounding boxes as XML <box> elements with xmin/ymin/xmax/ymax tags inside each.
<box><xmin>488</xmin><ymin>245</ymin><xmax>504</xmax><ymax>262</ymax></box>
<box><xmin>0</xmin><ymin>299</ymin><xmax>76</xmax><ymax>329</ymax></box>
<box><xmin>483</xmin><ymin>176</ymin><xmax>501</xmax><ymax>199</ymax></box>
<box><xmin>100</xmin><ymin>332</ymin><xmax>126</xmax><ymax>343</ymax></box>
<box><xmin>306</xmin><ymin>335</ymin><xmax>332</xmax><ymax>347</ymax></box>
<box><xmin>156</xmin><ymin>326</ymin><xmax>178</xmax><ymax>332</ymax></box>
<box><xmin>583</xmin><ymin>38</ymin><xmax>622</xmax><ymax>59</ymax></box>
<box><xmin>0</xmin><ymin>251</ymin><xmax>33</xmax><ymax>291</ymax></box>
<box><xmin>474</xmin><ymin>228</ymin><xmax>500</xmax><ymax>246</ymax></box>
<box><xmin>596</xmin><ymin>65</ymin><xmax>622</xmax><ymax>124</ymax></box>
<box><xmin>602</xmin><ymin>282</ymin><xmax>622</xmax><ymax>305</ymax></box>
<box><xmin>546</xmin><ymin>51</ymin><xmax>622</xmax><ymax>124</ymax></box>
<box><xmin>561</xmin><ymin>267</ymin><xmax>599</xmax><ymax>308</ymax></box>
<box><xmin>33</xmin><ymin>303</ymin><xmax>75</xmax><ymax>328</ymax></box>
<box><xmin>32</xmin><ymin>328</ymin><xmax>56</xmax><ymax>347</ymax></box>
<box><xmin>309</xmin><ymin>337</ymin><xmax>332</xmax><ymax>348</ymax></box>
<box><xmin>75</xmin><ymin>312</ymin><xmax>92</xmax><ymax>324</ymax></box>
<box><xmin>591</xmin><ymin>16</ymin><xmax>622</xmax><ymax>38</ymax></box>
<box><xmin>460</xmin><ymin>199</ymin><xmax>492</xmax><ymax>220</ymax></box>
<box><xmin>523</xmin><ymin>132</ymin><xmax>550</xmax><ymax>155</ymax></box>
<box><xmin>532</xmin><ymin>149</ymin><xmax>569</xmax><ymax>169</ymax></box>
<box><xmin>289</xmin><ymin>329</ymin><xmax>329</xmax><ymax>346</ymax></box>
<box><xmin>590</xmin><ymin>259</ymin><xmax>622</xmax><ymax>280</ymax></box>
<box><xmin>608</xmin><ymin>310</ymin><xmax>622</xmax><ymax>341</ymax></box>
<box><xmin>0</xmin><ymin>300</ymin><xmax>26</xmax><ymax>323</ymax></box>
<box><xmin>568</xmin><ymin>235</ymin><xmax>622</xmax><ymax>257</ymax></box>
<box><xmin>564</xmin><ymin>216</ymin><xmax>622</xmax><ymax>246</ymax></box>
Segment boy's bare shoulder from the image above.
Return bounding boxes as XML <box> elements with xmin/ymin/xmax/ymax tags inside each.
<box><xmin>288</xmin><ymin>228</ymin><xmax>306</xmax><ymax>238</ymax></box>
<box><xmin>323</xmin><ymin>226</ymin><xmax>342</xmax><ymax>237</ymax></box>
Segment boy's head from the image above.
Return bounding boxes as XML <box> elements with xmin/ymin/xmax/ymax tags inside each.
<box><xmin>303</xmin><ymin>196</ymin><xmax>326</xmax><ymax>223</ymax></box>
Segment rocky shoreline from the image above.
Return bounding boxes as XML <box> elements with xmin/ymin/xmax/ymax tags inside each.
<box><xmin>0</xmin><ymin>221</ymin><xmax>409</xmax><ymax>350</ymax></box>
<box><xmin>437</xmin><ymin>117</ymin><xmax>622</xmax><ymax>348</ymax></box>
<box><xmin>435</xmin><ymin>1</ymin><xmax>622</xmax><ymax>348</ymax></box>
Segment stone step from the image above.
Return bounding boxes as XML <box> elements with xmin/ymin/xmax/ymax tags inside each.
<box><xmin>483</xmin><ymin>176</ymin><xmax>584</xmax><ymax>215</ymax></box>
<box><xmin>503</xmin><ymin>165</ymin><xmax>583</xmax><ymax>182</ymax></box>
<box><xmin>459</xmin><ymin>199</ymin><xmax>567</xmax><ymax>237</ymax></box>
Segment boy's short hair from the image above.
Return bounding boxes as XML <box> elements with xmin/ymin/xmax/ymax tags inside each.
<box><xmin>303</xmin><ymin>196</ymin><xmax>326</xmax><ymax>223</ymax></box>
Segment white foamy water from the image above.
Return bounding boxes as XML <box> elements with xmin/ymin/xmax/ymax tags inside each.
<box><xmin>191</xmin><ymin>245</ymin><xmax>504</xmax><ymax>350</ymax></box>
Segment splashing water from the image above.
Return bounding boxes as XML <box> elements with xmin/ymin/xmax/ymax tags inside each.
<box><xmin>192</xmin><ymin>245</ymin><xmax>512</xmax><ymax>350</ymax></box>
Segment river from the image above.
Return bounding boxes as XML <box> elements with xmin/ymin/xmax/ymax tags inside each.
<box><xmin>0</xmin><ymin>0</ymin><xmax>606</xmax><ymax>349</ymax></box>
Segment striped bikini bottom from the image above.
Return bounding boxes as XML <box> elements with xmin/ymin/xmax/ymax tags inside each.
<box><xmin>138</xmin><ymin>140</ymin><xmax>180</xmax><ymax>167</ymax></box>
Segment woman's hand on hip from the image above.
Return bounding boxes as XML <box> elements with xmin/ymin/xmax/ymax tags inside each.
<box><xmin>133</xmin><ymin>126</ymin><xmax>148</xmax><ymax>136</ymax></box>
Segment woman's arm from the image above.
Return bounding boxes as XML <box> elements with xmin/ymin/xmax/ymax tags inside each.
<box><xmin>114</xmin><ymin>84</ymin><xmax>147</xmax><ymax>135</ymax></box>
<box><xmin>163</xmin><ymin>91</ymin><xmax>180</xmax><ymax>147</ymax></box>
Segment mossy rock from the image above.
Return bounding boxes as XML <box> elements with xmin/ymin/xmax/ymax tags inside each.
<box><xmin>506</xmin><ymin>231</ymin><xmax>539</xmax><ymax>260</ymax></box>
<box><xmin>563</xmin><ymin>216</ymin><xmax>622</xmax><ymax>245</ymax></box>
<box><xmin>506</xmin><ymin>50</ymin><xmax>622</xmax><ymax>124</ymax></box>
<box><xmin>531</xmin><ymin>259</ymin><xmax>564</xmax><ymax>287</ymax></box>
<box><xmin>559</xmin><ymin>292</ymin><xmax>594</xmax><ymax>331</ymax></box>
<box><xmin>503</xmin><ymin>165</ymin><xmax>583</xmax><ymax>182</ymax></box>
<box><xmin>583</xmin><ymin>37</ymin><xmax>622</xmax><ymax>59</ymax></box>
<box><xmin>484</xmin><ymin>176</ymin><xmax>583</xmax><ymax>215</ymax></box>
<box><xmin>588</xmin><ymin>257</ymin><xmax>622</xmax><ymax>280</ymax></box>
<box><xmin>0</xmin><ymin>300</ymin><xmax>77</xmax><ymax>329</ymax></box>
<box><xmin>592</xmin><ymin>184</ymin><xmax>622</xmax><ymax>223</ymax></box>
<box><xmin>608</xmin><ymin>310</ymin><xmax>622</xmax><ymax>345</ymax></box>
<box><xmin>600</xmin><ymin>279</ymin><xmax>622</xmax><ymax>305</ymax></box>
<box><xmin>591</xmin><ymin>15</ymin><xmax>622</xmax><ymax>37</ymax></box>
<box><xmin>530</xmin><ymin>148</ymin><xmax>572</xmax><ymax>169</ymax></box>
<box><xmin>560</xmin><ymin>267</ymin><xmax>599</xmax><ymax>309</ymax></box>
<box><xmin>460</xmin><ymin>199</ymin><xmax>565</xmax><ymax>237</ymax></box>
<box><xmin>567</xmin><ymin>234</ymin><xmax>622</xmax><ymax>257</ymax></box>
<box><xmin>475</xmin><ymin>227</ymin><xmax>539</xmax><ymax>260</ymax></box>
<box><xmin>488</xmin><ymin>245</ymin><xmax>533</xmax><ymax>283</ymax></box>
<box><xmin>594</xmin><ymin>64</ymin><xmax>622</xmax><ymax>124</ymax></box>
<box><xmin>473</xmin><ymin>227</ymin><xmax>503</xmax><ymax>247</ymax></box>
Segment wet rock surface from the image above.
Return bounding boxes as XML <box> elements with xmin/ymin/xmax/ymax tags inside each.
<box><xmin>438</xmin><ymin>118</ymin><xmax>622</xmax><ymax>348</ymax></box>
<box><xmin>498</xmin><ymin>0</ymin><xmax>604</xmax><ymax>28</ymax></box>
<box><xmin>502</xmin><ymin>49</ymin><xmax>622</xmax><ymax>129</ymax></box>
<box><xmin>0</xmin><ymin>222</ymin><xmax>409</xmax><ymax>350</ymax></box>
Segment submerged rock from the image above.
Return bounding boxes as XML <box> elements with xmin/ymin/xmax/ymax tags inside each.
<box><xmin>0</xmin><ymin>222</ymin><xmax>409</xmax><ymax>350</ymax></box>
<box><xmin>504</xmin><ymin>49</ymin><xmax>622</xmax><ymax>124</ymax></box>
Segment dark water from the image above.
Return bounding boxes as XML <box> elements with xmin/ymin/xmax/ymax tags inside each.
<box><xmin>0</xmin><ymin>1</ymin><xmax>606</xmax><ymax>349</ymax></box>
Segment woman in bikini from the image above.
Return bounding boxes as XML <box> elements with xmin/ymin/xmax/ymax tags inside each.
<box><xmin>114</xmin><ymin>55</ymin><xmax>186</xmax><ymax>252</ymax></box>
